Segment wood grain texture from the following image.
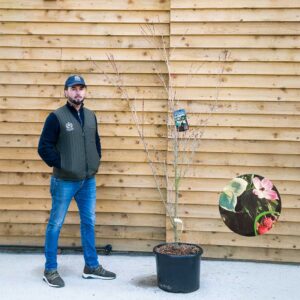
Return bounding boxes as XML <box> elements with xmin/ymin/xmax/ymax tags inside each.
<box><xmin>0</xmin><ymin>0</ymin><xmax>299</xmax><ymax>263</ymax></box>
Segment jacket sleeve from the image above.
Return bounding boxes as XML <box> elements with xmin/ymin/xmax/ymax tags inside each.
<box><xmin>95</xmin><ymin>115</ymin><xmax>101</xmax><ymax>159</ymax></box>
<box><xmin>38</xmin><ymin>112</ymin><xmax>61</xmax><ymax>168</ymax></box>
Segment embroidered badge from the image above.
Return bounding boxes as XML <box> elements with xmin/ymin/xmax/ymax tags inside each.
<box><xmin>74</xmin><ymin>75</ymin><xmax>81</xmax><ymax>82</ymax></box>
<box><xmin>66</xmin><ymin>122</ymin><xmax>74</xmax><ymax>131</ymax></box>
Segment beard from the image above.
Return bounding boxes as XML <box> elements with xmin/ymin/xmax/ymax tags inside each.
<box><xmin>68</xmin><ymin>96</ymin><xmax>84</xmax><ymax>106</ymax></box>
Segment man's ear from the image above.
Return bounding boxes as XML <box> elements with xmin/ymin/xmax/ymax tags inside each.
<box><xmin>64</xmin><ymin>90</ymin><xmax>68</xmax><ymax>98</ymax></box>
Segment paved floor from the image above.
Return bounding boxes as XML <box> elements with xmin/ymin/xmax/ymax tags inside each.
<box><xmin>0</xmin><ymin>253</ymin><xmax>299</xmax><ymax>300</ymax></box>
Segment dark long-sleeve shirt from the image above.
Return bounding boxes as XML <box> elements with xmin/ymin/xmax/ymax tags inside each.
<box><xmin>38</xmin><ymin>102</ymin><xmax>101</xmax><ymax>168</ymax></box>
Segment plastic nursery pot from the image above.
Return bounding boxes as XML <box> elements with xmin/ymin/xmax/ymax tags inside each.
<box><xmin>153</xmin><ymin>242</ymin><xmax>203</xmax><ymax>293</ymax></box>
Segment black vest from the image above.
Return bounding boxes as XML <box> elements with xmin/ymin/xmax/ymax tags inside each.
<box><xmin>53</xmin><ymin>105</ymin><xmax>100</xmax><ymax>180</ymax></box>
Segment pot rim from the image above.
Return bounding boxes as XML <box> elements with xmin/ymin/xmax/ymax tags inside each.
<box><xmin>153</xmin><ymin>242</ymin><xmax>203</xmax><ymax>257</ymax></box>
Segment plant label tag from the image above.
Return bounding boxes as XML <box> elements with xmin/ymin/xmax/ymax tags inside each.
<box><xmin>174</xmin><ymin>109</ymin><xmax>189</xmax><ymax>132</ymax></box>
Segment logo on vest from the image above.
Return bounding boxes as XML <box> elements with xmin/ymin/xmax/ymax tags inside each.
<box><xmin>65</xmin><ymin>122</ymin><xmax>74</xmax><ymax>132</ymax></box>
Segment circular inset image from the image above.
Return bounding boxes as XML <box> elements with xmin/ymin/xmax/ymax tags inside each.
<box><xmin>219</xmin><ymin>174</ymin><xmax>281</xmax><ymax>237</ymax></box>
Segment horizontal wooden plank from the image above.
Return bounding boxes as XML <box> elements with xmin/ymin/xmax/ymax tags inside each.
<box><xmin>0</xmin><ymin>236</ymin><xmax>161</xmax><ymax>252</ymax></box>
<box><xmin>0</xmin><ymin>135</ymin><xmax>167</xmax><ymax>150</ymax></box>
<box><xmin>0</xmin><ymin>48</ymin><xmax>166</xmax><ymax>60</ymax></box>
<box><xmin>1</xmin><ymin>187</ymin><xmax>298</xmax><ymax>208</ymax></box>
<box><xmin>91</xmin><ymin>199</ymin><xmax>164</xmax><ymax>214</ymax></box>
<box><xmin>171</xmin><ymin>22</ymin><xmax>300</xmax><ymax>35</ymax></box>
<box><xmin>180</xmin><ymin>101</ymin><xmax>300</xmax><ymax>115</ymax></box>
<box><xmin>3</xmin><ymin>72</ymin><xmax>300</xmax><ymax>89</ymax></box>
<box><xmin>172</xmin><ymin>74</ymin><xmax>300</xmax><ymax>89</ymax></box>
<box><xmin>177</xmin><ymin>231</ymin><xmax>300</xmax><ymax>250</ymax></box>
<box><xmin>174</xmin><ymin>87</ymin><xmax>300</xmax><ymax>101</ymax></box>
<box><xmin>180</xmin><ymin>152</ymin><xmax>300</xmax><ymax>168</ymax></box>
<box><xmin>3</xmin><ymin>85</ymin><xmax>300</xmax><ymax>102</ymax></box>
<box><xmin>1</xmin><ymin>101</ymin><xmax>300</xmax><ymax>119</ymax></box>
<box><xmin>0</xmin><ymin>186</ymin><xmax>165</xmax><ymax>201</ymax></box>
<box><xmin>177</xmin><ymin>191</ymin><xmax>300</xmax><ymax>208</ymax></box>
<box><xmin>171</xmin><ymin>61</ymin><xmax>300</xmax><ymax>75</ymax></box>
<box><xmin>0</xmin><ymin>123</ymin><xmax>298</xmax><ymax>142</ymax></box>
<box><xmin>0</xmin><ymin>35</ymin><xmax>169</xmax><ymax>49</ymax></box>
<box><xmin>170</xmin><ymin>49</ymin><xmax>300</xmax><ymax>62</ymax></box>
<box><xmin>179</xmin><ymin>178</ymin><xmax>300</xmax><ymax>195</ymax></box>
<box><xmin>171</xmin><ymin>1</ymin><xmax>300</xmax><ymax>9</ymax></box>
<box><xmin>0</xmin><ymin>85</ymin><xmax>167</xmax><ymax>99</ymax></box>
<box><xmin>0</xmin><ymin>150</ymin><xmax>298</xmax><ymax>168</ymax></box>
<box><xmin>0</xmin><ymin>173</ymin><xmax>165</xmax><ymax>188</ymax></box>
<box><xmin>0</xmin><ymin>147</ymin><xmax>40</xmax><ymax>160</ymax></box>
<box><xmin>3</xmin><ymin>47</ymin><xmax>300</xmax><ymax>62</ymax></box>
<box><xmin>172</xmin><ymin>139</ymin><xmax>300</xmax><ymax>155</ymax></box>
<box><xmin>167</xmin><ymin>218</ymin><xmax>300</xmax><ymax>236</ymax></box>
<box><xmin>0</xmin><ymin>22</ymin><xmax>168</xmax><ymax>36</ymax></box>
<box><xmin>0</xmin><ymin>211</ymin><xmax>165</xmax><ymax>227</ymax></box>
<box><xmin>1</xmin><ymin>135</ymin><xmax>299</xmax><ymax>155</ymax></box>
<box><xmin>171</xmin><ymin>127</ymin><xmax>300</xmax><ymax>141</ymax></box>
<box><xmin>1</xmin><ymin>122</ymin><xmax>299</xmax><ymax>141</ymax></box>
<box><xmin>188</xmin><ymin>114</ymin><xmax>300</xmax><ymax>128</ymax></box>
<box><xmin>0</xmin><ymin>60</ymin><xmax>168</xmax><ymax>73</ymax></box>
<box><xmin>203</xmin><ymin>245</ymin><xmax>300</xmax><ymax>263</ymax></box>
<box><xmin>1</xmin><ymin>108</ymin><xmax>300</xmax><ymax>129</ymax></box>
<box><xmin>0</xmin><ymin>109</ymin><xmax>166</xmax><ymax>123</ymax></box>
<box><xmin>0</xmin><ymin>72</ymin><xmax>165</xmax><ymax>87</ymax></box>
<box><xmin>0</xmin><ymin>0</ymin><xmax>170</xmax><ymax>10</ymax></box>
<box><xmin>0</xmin><ymin>123</ymin><xmax>167</xmax><ymax>138</ymax></box>
<box><xmin>0</xmin><ymin>100</ymin><xmax>167</xmax><ymax>114</ymax></box>
<box><xmin>0</xmin><ymin>9</ymin><xmax>169</xmax><ymax>23</ymax></box>
<box><xmin>177</xmin><ymin>176</ymin><xmax>300</xmax><ymax>195</ymax></box>
<box><xmin>2</xmin><ymin>105</ymin><xmax>300</xmax><ymax>126</ymax></box>
<box><xmin>0</xmin><ymin>122</ymin><xmax>300</xmax><ymax>143</ymax></box>
<box><xmin>0</xmin><ymin>47</ymin><xmax>62</xmax><ymax>59</ymax></box>
<box><xmin>1</xmin><ymin>161</ymin><xmax>299</xmax><ymax>183</ymax></box>
<box><xmin>177</xmin><ymin>179</ymin><xmax>300</xmax><ymax>196</ymax></box>
<box><xmin>0</xmin><ymin>160</ymin><xmax>165</xmax><ymax>176</ymax></box>
<box><xmin>171</xmin><ymin>9</ymin><xmax>300</xmax><ymax>22</ymax></box>
<box><xmin>177</xmin><ymin>205</ymin><xmax>299</xmax><ymax>222</ymax></box>
<box><xmin>171</xmin><ymin>36</ymin><xmax>300</xmax><ymax>49</ymax></box>
<box><xmin>0</xmin><ymin>223</ymin><xmax>165</xmax><ymax>240</ymax></box>
<box><xmin>0</xmin><ymin>148</ymin><xmax>166</xmax><ymax>163</ymax></box>
<box><xmin>0</xmin><ymin>197</ymin><xmax>164</xmax><ymax>214</ymax></box>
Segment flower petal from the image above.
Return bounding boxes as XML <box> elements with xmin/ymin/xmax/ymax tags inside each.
<box><xmin>264</xmin><ymin>189</ymin><xmax>279</xmax><ymax>201</ymax></box>
<box><xmin>252</xmin><ymin>177</ymin><xmax>262</xmax><ymax>190</ymax></box>
<box><xmin>253</xmin><ymin>189</ymin><xmax>265</xmax><ymax>199</ymax></box>
<box><xmin>261</xmin><ymin>178</ymin><xmax>274</xmax><ymax>191</ymax></box>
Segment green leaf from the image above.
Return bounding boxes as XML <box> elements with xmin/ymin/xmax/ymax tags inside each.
<box><xmin>219</xmin><ymin>191</ymin><xmax>237</xmax><ymax>212</ymax></box>
<box><xmin>227</xmin><ymin>178</ymin><xmax>248</xmax><ymax>197</ymax></box>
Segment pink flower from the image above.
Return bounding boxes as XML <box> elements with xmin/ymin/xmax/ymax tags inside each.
<box><xmin>257</xmin><ymin>224</ymin><xmax>270</xmax><ymax>235</ymax></box>
<box><xmin>262</xmin><ymin>217</ymin><xmax>273</xmax><ymax>229</ymax></box>
<box><xmin>252</xmin><ymin>177</ymin><xmax>278</xmax><ymax>201</ymax></box>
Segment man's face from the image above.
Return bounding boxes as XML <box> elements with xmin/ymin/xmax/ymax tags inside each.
<box><xmin>65</xmin><ymin>85</ymin><xmax>86</xmax><ymax>105</ymax></box>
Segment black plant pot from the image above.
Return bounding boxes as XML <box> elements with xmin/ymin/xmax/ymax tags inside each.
<box><xmin>153</xmin><ymin>242</ymin><xmax>203</xmax><ymax>293</ymax></box>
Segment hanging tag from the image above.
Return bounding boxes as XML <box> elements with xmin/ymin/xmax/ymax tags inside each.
<box><xmin>174</xmin><ymin>109</ymin><xmax>189</xmax><ymax>132</ymax></box>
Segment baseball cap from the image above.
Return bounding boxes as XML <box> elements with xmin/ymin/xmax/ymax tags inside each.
<box><xmin>64</xmin><ymin>75</ymin><xmax>86</xmax><ymax>88</ymax></box>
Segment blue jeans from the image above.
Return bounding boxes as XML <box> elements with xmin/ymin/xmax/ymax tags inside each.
<box><xmin>45</xmin><ymin>176</ymin><xmax>99</xmax><ymax>271</ymax></box>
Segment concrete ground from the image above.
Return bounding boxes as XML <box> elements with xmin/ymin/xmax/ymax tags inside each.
<box><xmin>0</xmin><ymin>252</ymin><xmax>299</xmax><ymax>300</ymax></box>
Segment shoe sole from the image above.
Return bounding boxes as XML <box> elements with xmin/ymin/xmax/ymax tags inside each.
<box><xmin>43</xmin><ymin>276</ymin><xmax>65</xmax><ymax>288</ymax></box>
<box><xmin>82</xmin><ymin>273</ymin><xmax>116</xmax><ymax>280</ymax></box>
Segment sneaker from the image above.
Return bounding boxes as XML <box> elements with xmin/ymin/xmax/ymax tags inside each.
<box><xmin>82</xmin><ymin>265</ymin><xmax>116</xmax><ymax>280</ymax></box>
<box><xmin>43</xmin><ymin>270</ymin><xmax>65</xmax><ymax>288</ymax></box>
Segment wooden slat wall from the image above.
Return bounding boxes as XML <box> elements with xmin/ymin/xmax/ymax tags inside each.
<box><xmin>0</xmin><ymin>0</ymin><xmax>170</xmax><ymax>252</ymax></box>
<box><xmin>167</xmin><ymin>0</ymin><xmax>300</xmax><ymax>262</ymax></box>
<box><xmin>0</xmin><ymin>0</ymin><xmax>299</xmax><ymax>263</ymax></box>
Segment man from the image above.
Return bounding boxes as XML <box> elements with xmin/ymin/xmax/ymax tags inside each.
<box><xmin>38</xmin><ymin>75</ymin><xmax>116</xmax><ymax>288</ymax></box>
